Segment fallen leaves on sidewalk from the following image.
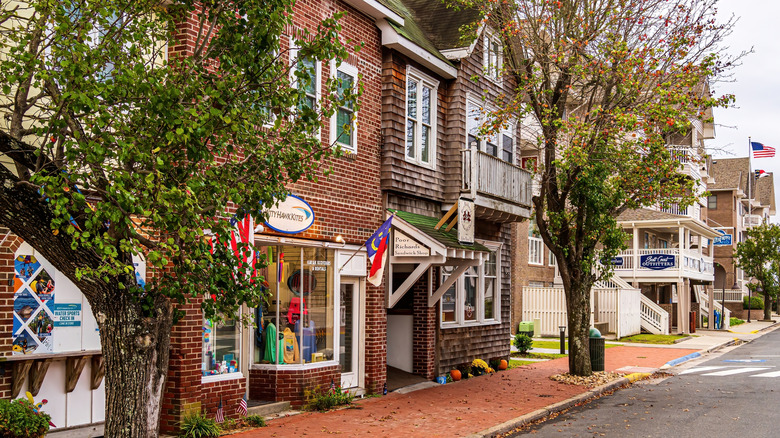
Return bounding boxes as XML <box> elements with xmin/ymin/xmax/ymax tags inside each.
<box><xmin>549</xmin><ymin>371</ymin><xmax>623</xmax><ymax>387</ymax></box>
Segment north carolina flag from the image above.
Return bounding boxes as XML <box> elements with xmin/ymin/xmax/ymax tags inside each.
<box><xmin>755</xmin><ymin>169</ymin><xmax>768</xmax><ymax>179</ymax></box>
<box><xmin>366</xmin><ymin>216</ymin><xmax>393</xmax><ymax>287</ymax></box>
<box><xmin>751</xmin><ymin>141</ymin><xmax>776</xmax><ymax>158</ymax></box>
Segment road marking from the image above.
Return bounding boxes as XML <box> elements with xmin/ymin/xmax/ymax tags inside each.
<box><xmin>723</xmin><ymin>359</ymin><xmax>766</xmax><ymax>363</ymax></box>
<box><xmin>750</xmin><ymin>371</ymin><xmax>780</xmax><ymax>378</ymax></box>
<box><xmin>702</xmin><ymin>367</ymin><xmax>771</xmax><ymax>376</ymax></box>
<box><xmin>679</xmin><ymin>366</ymin><xmax>727</xmax><ymax>375</ymax></box>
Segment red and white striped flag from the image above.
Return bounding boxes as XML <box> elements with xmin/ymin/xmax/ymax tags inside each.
<box><xmin>215</xmin><ymin>397</ymin><xmax>224</xmax><ymax>423</ymax></box>
<box><xmin>238</xmin><ymin>394</ymin><xmax>248</xmax><ymax>417</ymax></box>
<box><xmin>751</xmin><ymin>141</ymin><xmax>776</xmax><ymax>158</ymax></box>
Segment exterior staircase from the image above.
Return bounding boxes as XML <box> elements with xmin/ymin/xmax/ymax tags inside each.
<box><xmin>693</xmin><ymin>285</ymin><xmax>730</xmax><ymax>330</ymax></box>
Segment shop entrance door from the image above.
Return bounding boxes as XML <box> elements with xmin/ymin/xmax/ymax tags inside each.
<box><xmin>340</xmin><ymin>278</ymin><xmax>360</xmax><ymax>388</ymax></box>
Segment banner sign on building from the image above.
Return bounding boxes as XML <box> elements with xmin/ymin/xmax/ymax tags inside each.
<box><xmin>611</xmin><ymin>257</ymin><xmax>624</xmax><ymax>267</ymax></box>
<box><xmin>263</xmin><ymin>194</ymin><xmax>315</xmax><ymax>234</ymax></box>
<box><xmin>457</xmin><ymin>198</ymin><xmax>475</xmax><ymax>245</ymax></box>
<box><xmin>52</xmin><ymin>303</ymin><xmax>82</xmax><ymax>327</ymax></box>
<box><xmin>640</xmin><ymin>254</ymin><xmax>676</xmax><ymax>270</ymax></box>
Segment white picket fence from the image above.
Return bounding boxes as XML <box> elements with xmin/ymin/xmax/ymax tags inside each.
<box><xmin>522</xmin><ymin>286</ymin><xmax>642</xmax><ymax>338</ymax></box>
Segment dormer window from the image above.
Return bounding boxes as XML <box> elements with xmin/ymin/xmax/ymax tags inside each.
<box><xmin>483</xmin><ymin>30</ymin><xmax>503</xmax><ymax>82</ymax></box>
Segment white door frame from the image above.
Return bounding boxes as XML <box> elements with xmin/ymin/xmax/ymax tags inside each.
<box><xmin>339</xmin><ymin>277</ymin><xmax>363</xmax><ymax>388</ymax></box>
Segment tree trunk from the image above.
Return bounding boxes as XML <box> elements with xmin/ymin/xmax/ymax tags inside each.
<box><xmin>763</xmin><ymin>291</ymin><xmax>772</xmax><ymax>321</ymax></box>
<box><xmin>565</xmin><ymin>280</ymin><xmax>592</xmax><ymax>376</ymax></box>
<box><xmin>96</xmin><ymin>291</ymin><xmax>173</xmax><ymax>437</ymax></box>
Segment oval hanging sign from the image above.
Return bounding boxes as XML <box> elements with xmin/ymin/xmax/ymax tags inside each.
<box><xmin>263</xmin><ymin>195</ymin><xmax>315</xmax><ymax>234</ymax></box>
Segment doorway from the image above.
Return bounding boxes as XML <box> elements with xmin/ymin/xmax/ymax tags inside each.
<box><xmin>339</xmin><ymin>278</ymin><xmax>360</xmax><ymax>388</ymax></box>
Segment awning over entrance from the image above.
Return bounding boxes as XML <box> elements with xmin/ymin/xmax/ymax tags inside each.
<box><xmin>386</xmin><ymin>209</ymin><xmax>489</xmax><ymax>308</ymax></box>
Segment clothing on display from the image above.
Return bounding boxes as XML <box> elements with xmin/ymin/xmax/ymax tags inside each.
<box><xmin>295</xmin><ymin>320</ymin><xmax>317</xmax><ymax>362</ymax></box>
<box><xmin>287</xmin><ymin>296</ymin><xmax>308</xmax><ymax>325</ymax></box>
<box><xmin>263</xmin><ymin>322</ymin><xmax>277</xmax><ymax>363</ymax></box>
<box><xmin>282</xmin><ymin>327</ymin><xmax>300</xmax><ymax>364</ymax></box>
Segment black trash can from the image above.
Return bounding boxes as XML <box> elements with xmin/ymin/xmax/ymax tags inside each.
<box><xmin>589</xmin><ymin>336</ymin><xmax>605</xmax><ymax>372</ymax></box>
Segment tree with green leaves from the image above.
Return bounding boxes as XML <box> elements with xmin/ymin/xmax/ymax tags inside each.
<box><xmin>0</xmin><ymin>0</ymin><xmax>359</xmax><ymax>436</ymax></box>
<box><xmin>463</xmin><ymin>0</ymin><xmax>737</xmax><ymax>375</ymax></box>
<box><xmin>735</xmin><ymin>224</ymin><xmax>780</xmax><ymax>321</ymax></box>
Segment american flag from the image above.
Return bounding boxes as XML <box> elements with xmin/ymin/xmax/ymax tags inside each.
<box><xmin>215</xmin><ymin>397</ymin><xmax>224</xmax><ymax>423</ymax></box>
<box><xmin>751</xmin><ymin>141</ymin><xmax>776</xmax><ymax>158</ymax></box>
<box><xmin>238</xmin><ymin>394</ymin><xmax>248</xmax><ymax>416</ymax></box>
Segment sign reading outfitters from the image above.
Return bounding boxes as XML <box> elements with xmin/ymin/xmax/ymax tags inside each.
<box><xmin>264</xmin><ymin>195</ymin><xmax>315</xmax><ymax>234</ymax></box>
<box><xmin>640</xmin><ymin>254</ymin><xmax>676</xmax><ymax>270</ymax></box>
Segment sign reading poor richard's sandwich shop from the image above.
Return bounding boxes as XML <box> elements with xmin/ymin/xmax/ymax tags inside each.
<box><xmin>264</xmin><ymin>195</ymin><xmax>315</xmax><ymax>234</ymax></box>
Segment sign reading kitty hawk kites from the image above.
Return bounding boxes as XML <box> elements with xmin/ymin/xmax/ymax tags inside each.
<box><xmin>263</xmin><ymin>195</ymin><xmax>315</xmax><ymax>234</ymax></box>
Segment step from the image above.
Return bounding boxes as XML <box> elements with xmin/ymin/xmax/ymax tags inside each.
<box><xmin>247</xmin><ymin>401</ymin><xmax>290</xmax><ymax>417</ymax></box>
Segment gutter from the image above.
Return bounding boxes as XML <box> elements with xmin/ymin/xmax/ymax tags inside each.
<box><xmin>342</xmin><ymin>0</ymin><xmax>404</xmax><ymax>26</ymax></box>
<box><xmin>376</xmin><ymin>19</ymin><xmax>458</xmax><ymax>79</ymax></box>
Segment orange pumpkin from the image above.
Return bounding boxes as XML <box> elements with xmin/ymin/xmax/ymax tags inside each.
<box><xmin>498</xmin><ymin>359</ymin><xmax>508</xmax><ymax>370</ymax></box>
<box><xmin>450</xmin><ymin>369</ymin><xmax>461</xmax><ymax>381</ymax></box>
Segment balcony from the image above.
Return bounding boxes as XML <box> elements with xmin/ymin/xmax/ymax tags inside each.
<box><xmin>668</xmin><ymin>145</ymin><xmax>702</xmax><ymax>182</ymax></box>
<box><xmin>612</xmin><ymin>248</ymin><xmax>714</xmax><ymax>282</ymax></box>
<box><xmin>743</xmin><ymin>214</ymin><xmax>762</xmax><ymax>228</ymax></box>
<box><xmin>462</xmin><ymin>149</ymin><xmax>533</xmax><ymax>221</ymax></box>
<box><xmin>659</xmin><ymin>203</ymin><xmax>701</xmax><ymax>221</ymax></box>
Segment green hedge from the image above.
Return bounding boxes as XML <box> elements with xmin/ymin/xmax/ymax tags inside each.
<box><xmin>743</xmin><ymin>295</ymin><xmax>764</xmax><ymax>310</ymax></box>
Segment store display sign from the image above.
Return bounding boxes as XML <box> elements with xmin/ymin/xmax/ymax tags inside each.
<box><xmin>263</xmin><ymin>195</ymin><xmax>315</xmax><ymax>234</ymax></box>
<box><xmin>610</xmin><ymin>257</ymin><xmax>624</xmax><ymax>267</ymax></box>
<box><xmin>52</xmin><ymin>303</ymin><xmax>82</xmax><ymax>327</ymax></box>
<box><xmin>393</xmin><ymin>231</ymin><xmax>429</xmax><ymax>256</ymax></box>
<box><xmin>457</xmin><ymin>198</ymin><xmax>475</xmax><ymax>245</ymax></box>
<box><xmin>12</xmin><ymin>255</ymin><xmax>54</xmax><ymax>354</ymax></box>
<box><xmin>640</xmin><ymin>254</ymin><xmax>675</xmax><ymax>270</ymax></box>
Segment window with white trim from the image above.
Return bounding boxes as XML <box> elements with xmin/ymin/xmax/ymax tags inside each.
<box><xmin>202</xmin><ymin>315</ymin><xmax>241</xmax><ymax>378</ymax></box>
<box><xmin>467</xmin><ymin>99</ymin><xmax>515</xmax><ymax>164</ymax></box>
<box><xmin>483</xmin><ymin>30</ymin><xmax>503</xmax><ymax>82</ymax></box>
<box><xmin>406</xmin><ymin>68</ymin><xmax>438</xmax><ymax>167</ymax></box>
<box><xmin>330</xmin><ymin>62</ymin><xmax>358</xmax><ymax>152</ymax></box>
<box><xmin>291</xmin><ymin>44</ymin><xmax>321</xmax><ymax>139</ymax></box>
<box><xmin>528</xmin><ymin>218</ymin><xmax>543</xmax><ymax>265</ymax></box>
<box><xmin>440</xmin><ymin>242</ymin><xmax>501</xmax><ymax>327</ymax></box>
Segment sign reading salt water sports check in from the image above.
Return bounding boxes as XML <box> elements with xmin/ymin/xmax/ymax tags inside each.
<box><xmin>264</xmin><ymin>195</ymin><xmax>315</xmax><ymax>234</ymax></box>
<box><xmin>713</xmin><ymin>229</ymin><xmax>733</xmax><ymax>246</ymax></box>
<box><xmin>640</xmin><ymin>254</ymin><xmax>676</xmax><ymax>270</ymax></box>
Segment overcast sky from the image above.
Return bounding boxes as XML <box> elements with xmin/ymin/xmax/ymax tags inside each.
<box><xmin>708</xmin><ymin>0</ymin><xmax>779</xmax><ymax>220</ymax></box>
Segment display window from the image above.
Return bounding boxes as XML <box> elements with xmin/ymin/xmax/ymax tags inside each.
<box><xmin>440</xmin><ymin>241</ymin><xmax>502</xmax><ymax>327</ymax></box>
<box><xmin>253</xmin><ymin>245</ymin><xmax>335</xmax><ymax>366</ymax></box>
<box><xmin>202</xmin><ymin>317</ymin><xmax>241</xmax><ymax>377</ymax></box>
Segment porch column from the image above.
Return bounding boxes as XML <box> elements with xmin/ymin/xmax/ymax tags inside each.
<box><xmin>678</xmin><ymin>227</ymin><xmax>685</xmax><ymax>276</ymax></box>
<box><xmin>708</xmin><ymin>284</ymin><xmax>715</xmax><ymax>330</ymax></box>
<box><xmin>632</xmin><ymin>225</ymin><xmax>639</xmax><ymax>279</ymax></box>
<box><xmin>676</xmin><ymin>280</ymin><xmax>685</xmax><ymax>335</ymax></box>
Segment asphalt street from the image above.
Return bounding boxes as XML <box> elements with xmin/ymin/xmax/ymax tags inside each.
<box><xmin>511</xmin><ymin>328</ymin><xmax>780</xmax><ymax>437</ymax></box>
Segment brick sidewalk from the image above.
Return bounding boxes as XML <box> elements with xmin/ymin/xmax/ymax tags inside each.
<box><xmin>234</xmin><ymin>346</ymin><xmax>697</xmax><ymax>438</ymax></box>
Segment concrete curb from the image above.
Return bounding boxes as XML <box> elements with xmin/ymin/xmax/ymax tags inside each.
<box><xmin>465</xmin><ymin>377</ymin><xmax>632</xmax><ymax>438</ymax></box>
<box><xmin>659</xmin><ymin>352</ymin><xmax>700</xmax><ymax>370</ymax></box>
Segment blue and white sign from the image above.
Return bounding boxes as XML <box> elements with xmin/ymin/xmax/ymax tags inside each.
<box><xmin>264</xmin><ymin>195</ymin><xmax>315</xmax><ymax>234</ymax></box>
<box><xmin>52</xmin><ymin>303</ymin><xmax>82</xmax><ymax>327</ymax></box>
<box><xmin>713</xmin><ymin>229</ymin><xmax>733</xmax><ymax>246</ymax></box>
<box><xmin>610</xmin><ymin>257</ymin><xmax>624</xmax><ymax>267</ymax></box>
<box><xmin>640</xmin><ymin>254</ymin><xmax>676</xmax><ymax>270</ymax></box>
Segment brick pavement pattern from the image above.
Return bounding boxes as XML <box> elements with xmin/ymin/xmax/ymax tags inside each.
<box><xmin>234</xmin><ymin>346</ymin><xmax>697</xmax><ymax>437</ymax></box>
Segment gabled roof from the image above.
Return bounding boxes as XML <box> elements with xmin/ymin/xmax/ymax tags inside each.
<box><xmin>617</xmin><ymin>208</ymin><xmax>720</xmax><ymax>238</ymax></box>
<box><xmin>390</xmin><ymin>209</ymin><xmax>489</xmax><ymax>252</ymax></box>
<box><xmin>757</xmin><ymin>172</ymin><xmax>776</xmax><ymax>213</ymax></box>
<box><xmin>617</xmin><ymin>208</ymin><xmax>687</xmax><ymax>222</ymax></box>
<box><xmin>709</xmin><ymin>157</ymin><xmax>749</xmax><ymax>192</ymax></box>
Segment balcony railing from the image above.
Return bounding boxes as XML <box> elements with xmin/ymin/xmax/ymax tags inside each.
<box><xmin>668</xmin><ymin>145</ymin><xmax>702</xmax><ymax>181</ymax></box>
<box><xmin>612</xmin><ymin>248</ymin><xmax>714</xmax><ymax>277</ymax></box>
<box><xmin>462</xmin><ymin>149</ymin><xmax>532</xmax><ymax>207</ymax></box>
<box><xmin>660</xmin><ymin>203</ymin><xmax>700</xmax><ymax>220</ymax></box>
<box><xmin>743</xmin><ymin>214</ymin><xmax>762</xmax><ymax>228</ymax></box>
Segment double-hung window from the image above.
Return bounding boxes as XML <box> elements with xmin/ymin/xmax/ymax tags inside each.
<box><xmin>467</xmin><ymin>99</ymin><xmax>515</xmax><ymax>164</ymax></box>
<box><xmin>406</xmin><ymin>68</ymin><xmax>438</xmax><ymax>167</ymax></box>
<box><xmin>440</xmin><ymin>241</ymin><xmax>501</xmax><ymax>327</ymax></box>
<box><xmin>483</xmin><ymin>30</ymin><xmax>503</xmax><ymax>82</ymax></box>
<box><xmin>330</xmin><ymin>62</ymin><xmax>358</xmax><ymax>153</ymax></box>
<box><xmin>291</xmin><ymin>44</ymin><xmax>321</xmax><ymax>139</ymax></box>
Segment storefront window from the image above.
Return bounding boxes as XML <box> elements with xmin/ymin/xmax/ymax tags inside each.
<box><xmin>254</xmin><ymin>245</ymin><xmax>334</xmax><ymax>365</ymax></box>
<box><xmin>484</xmin><ymin>251</ymin><xmax>497</xmax><ymax>320</ymax></box>
<box><xmin>463</xmin><ymin>266</ymin><xmax>477</xmax><ymax>321</ymax></box>
<box><xmin>441</xmin><ymin>265</ymin><xmax>456</xmax><ymax>323</ymax></box>
<box><xmin>202</xmin><ymin>317</ymin><xmax>241</xmax><ymax>376</ymax></box>
<box><xmin>440</xmin><ymin>241</ymin><xmax>502</xmax><ymax>327</ymax></box>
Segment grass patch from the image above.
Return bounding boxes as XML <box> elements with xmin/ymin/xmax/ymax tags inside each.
<box><xmin>512</xmin><ymin>352</ymin><xmax>567</xmax><ymax>360</ymax></box>
<box><xmin>730</xmin><ymin>317</ymin><xmax>745</xmax><ymax>326</ymax></box>
<box><xmin>617</xmin><ymin>334</ymin><xmax>689</xmax><ymax>344</ymax></box>
<box><xmin>531</xmin><ymin>340</ymin><xmax>622</xmax><ymax>350</ymax></box>
<box><xmin>507</xmin><ymin>360</ymin><xmax>537</xmax><ymax>369</ymax></box>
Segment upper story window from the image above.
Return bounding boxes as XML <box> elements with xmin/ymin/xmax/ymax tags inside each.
<box><xmin>330</xmin><ymin>62</ymin><xmax>358</xmax><ymax>153</ymax></box>
<box><xmin>291</xmin><ymin>44</ymin><xmax>321</xmax><ymax>139</ymax></box>
<box><xmin>707</xmin><ymin>195</ymin><xmax>717</xmax><ymax>209</ymax></box>
<box><xmin>406</xmin><ymin>67</ymin><xmax>438</xmax><ymax>167</ymax></box>
<box><xmin>441</xmin><ymin>242</ymin><xmax>501</xmax><ymax>327</ymax></box>
<box><xmin>483</xmin><ymin>30</ymin><xmax>503</xmax><ymax>82</ymax></box>
<box><xmin>467</xmin><ymin>99</ymin><xmax>515</xmax><ymax>165</ymax></box>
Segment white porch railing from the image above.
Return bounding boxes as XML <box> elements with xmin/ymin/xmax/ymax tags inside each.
<box><xmin>528</xmin><ymin>236</ymin><xmax>543</xmax><ymax>265</ymax></box>
<box><xmin>668</xmin><ymin>145</ymin><xmax>702</xmax><ymax>181</ymax></box>
<box><xmin>463</xmin><ymin>149</ymin><xmax>532</xmax><ymax>206</ymax></box>
<box><xmin>713</xmin><ymin>290</ymin><xmax>745</xmax><ymax>302</ymax></box>
<box><xmin>660</xmin><ymin>203</ymin><xmax>701</xmax><ymax>220</ymax></box>
<box><xmin>640</xmin><ymin>295</ymin><xmax>670</xmax><ymax>335</ymax></box>
<box><xmin>743</xmin><ymin>214</ymin><xmax>762</xmax><ymax>228</ymax></box>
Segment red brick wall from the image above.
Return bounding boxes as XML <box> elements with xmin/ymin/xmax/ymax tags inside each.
<box><xmin>0</xmin><ymin>230</ymin><xmax>22</xmax><ymax>398</ymax></box>
<box><xmin>412</xmin><ymin>274</ymin><xmax>436</xmax><ymax>379</ymax></box>
<box><xmin>248</xmin><ymin>364</ymin><xmax>340</xmax><ymax>409</ymax></box>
